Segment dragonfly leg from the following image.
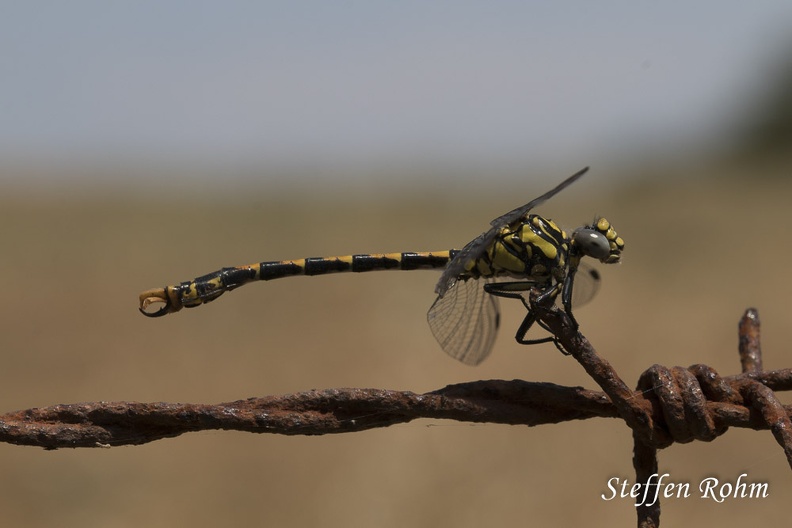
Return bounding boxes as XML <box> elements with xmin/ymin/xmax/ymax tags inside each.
<box><xmin>513</xmin><ymin>310</ymin><xmax>555</xmax><ymax>345</ymax></box>
<box><xmin>561</xmin><ymin>266</ymin><xmax>579</xmax><ymax>330</ymax></box>
<box><xmin>484</xmin><ymin>281</ymin><xmax>563</xmax><ymax>349</ymax></box>
<box><xmin>518</xmin><ymin>308</ymin><xmax>572</xmax><ymax>355</ymax></box>
<box><xmin>483</xmin><ymin>281</ymin><xmax>534</xmax><ymax>308</ymax></box>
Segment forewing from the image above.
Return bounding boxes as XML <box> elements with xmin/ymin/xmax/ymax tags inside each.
<box><xmin>434</xmin><ymin>230</ymin><xmax>497</xmax><ymax>296</ymax></box>
<box><xmin>427</xmin><ymin>278</ymin><xmax>500</xmax><ymax>366</ymax></box>
<box><xmin>488</xmin><ymin>166</ymin><xmax>589</xmax><ymax>228</ymax></box>
<box><xmin>434</xmin><ymin>167</ymin><xmax>589</xmax><ymax>296</ymax></box>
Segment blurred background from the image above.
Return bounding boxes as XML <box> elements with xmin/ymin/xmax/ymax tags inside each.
<box><xmin>2</xmin><ymin>2</ymin><xmax>792</xmax><ymax>526</ymax></box>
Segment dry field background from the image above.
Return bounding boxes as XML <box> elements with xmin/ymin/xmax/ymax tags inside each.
<box><xmin>0</xmin><ymin>162</ymin><xmax>790</xmax><ymax>526</ymax></box>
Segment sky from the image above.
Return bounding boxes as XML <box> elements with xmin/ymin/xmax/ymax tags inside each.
<box><xmin>2</xmin><ymin>2</ymin><xmax>791</xmax><ymax>187</ymax></box>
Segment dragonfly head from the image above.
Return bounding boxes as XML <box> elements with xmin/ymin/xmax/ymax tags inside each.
<box><xmin>572</xmin><ymin>217</ymin><xmax>624</xmax><ymax>264</ymax></box>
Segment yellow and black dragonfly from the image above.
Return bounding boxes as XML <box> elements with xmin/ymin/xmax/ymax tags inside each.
<box><xmin>139</xmin><ymin>167</ymin><xmax>624</xmax><ymax>365</ymax></box>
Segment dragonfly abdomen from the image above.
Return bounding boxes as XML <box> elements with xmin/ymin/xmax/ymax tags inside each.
<box><xmin>261</xmin><ymin>252</ymin><xmax>455</xmax><ymax>279</ymax></box>
<box><xmin>139</xmin><ymin>251</ymin><xmax>458</xmax><ymax>317</ymax></box>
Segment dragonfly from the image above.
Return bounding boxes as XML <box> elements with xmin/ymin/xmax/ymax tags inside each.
<box><xmin>139</xmin><ymin>167</ymin><xmax>624</xmax><ymax>365</ymax></box>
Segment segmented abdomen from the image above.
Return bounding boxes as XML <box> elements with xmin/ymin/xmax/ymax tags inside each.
<box><xmin>168</xmin><ymin>251</ymin><xmax>457</xmax><ymax>311</ymax></box>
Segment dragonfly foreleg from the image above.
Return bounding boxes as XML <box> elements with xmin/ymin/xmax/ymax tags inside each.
<box><xmin>561</xmin><ymin>266</ymin><xmax>580</xmax><ymax>331</ymax></box>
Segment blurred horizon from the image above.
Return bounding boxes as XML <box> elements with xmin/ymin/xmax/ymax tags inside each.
<box><xmin>3</xmin><ymin>2</ymin><xmax>792</xmax><ymax>191</ymax></box>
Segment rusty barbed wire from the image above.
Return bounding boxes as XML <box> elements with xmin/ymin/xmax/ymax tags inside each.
<box><xmin>529</xmin><ymin>300</ymin><xmax>792</xmax><ymax>527</ymax></box>
<box><xmin>0</xmin><ymin>304</ymin><xmax>789</xmax><ymax>527</ymax></box>
<box><xmin>1</xmin><ymin>359</ymin><xmax>790</xmax><ymax>451</ymax></box>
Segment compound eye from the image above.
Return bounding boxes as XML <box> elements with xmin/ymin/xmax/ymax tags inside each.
<box><xmin>573</xmin><ymin>228</ymin><xmax>611</xmax><ymax>260</ymax></box>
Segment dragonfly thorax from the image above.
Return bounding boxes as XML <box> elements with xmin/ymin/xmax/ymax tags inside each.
<box><xmin>465</xmin><ymin>214</ymin><xmax>570</xmax><ymax>283</ymax></box>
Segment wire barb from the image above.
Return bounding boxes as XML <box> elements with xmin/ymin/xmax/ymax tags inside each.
<box><xmin>739</xmin><ymin>307</ymin><xmax>762</xmax><ymax>372</ymax></box>
<box><xmin>525</xmin><ymin>302</ymin><xmax>791</xmax><ymax>527</ymax></box>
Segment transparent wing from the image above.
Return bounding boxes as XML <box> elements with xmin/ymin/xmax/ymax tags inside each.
<box><xmin>435</xmin><ymin>167</ymin><xmax>590</xmax><ymax>296</ymax></box>
<box><xmin>570</xmin><ymin>262</ymin><xmax>601</xmax><ymax>308</ymax></box>
<box><xmin>426</xmin><ymin>278</ymin><xmax>500</xmax><ymax>366</ymax></box>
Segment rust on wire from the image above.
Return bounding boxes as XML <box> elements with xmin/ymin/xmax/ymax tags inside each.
<box><xmin>0</xmin><ymin>305</ymin><xmax>790</xmax><ymax>527</ymax></box>
<box><xmin>0</xmin><ymin>384</ymin><xmax>620</xmax><ymax>450</ymax></box>
<box><xmin>632</xmin><ymin>430</ymin><xmax>660</xmax><ymax>528</ymax></box>
<box><xmin>519</xmin><ymin>300</ymin><xmax>792</xmax><ymax>528</ymax></box>
<box><xmin>739</xmin><ymin>307</ymin><xmax>762</xmax><ymax>372</ymax></box>
<box><xmin>2</xmin><ymin>368</ymin><xmax>790</xmax><ymax>451</ymax></box>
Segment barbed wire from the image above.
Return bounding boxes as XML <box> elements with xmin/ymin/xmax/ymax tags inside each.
<box><xmin>0</xmin><ymin>301</ymin><xmax>788</xmax><ymax>527</ymax></box>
